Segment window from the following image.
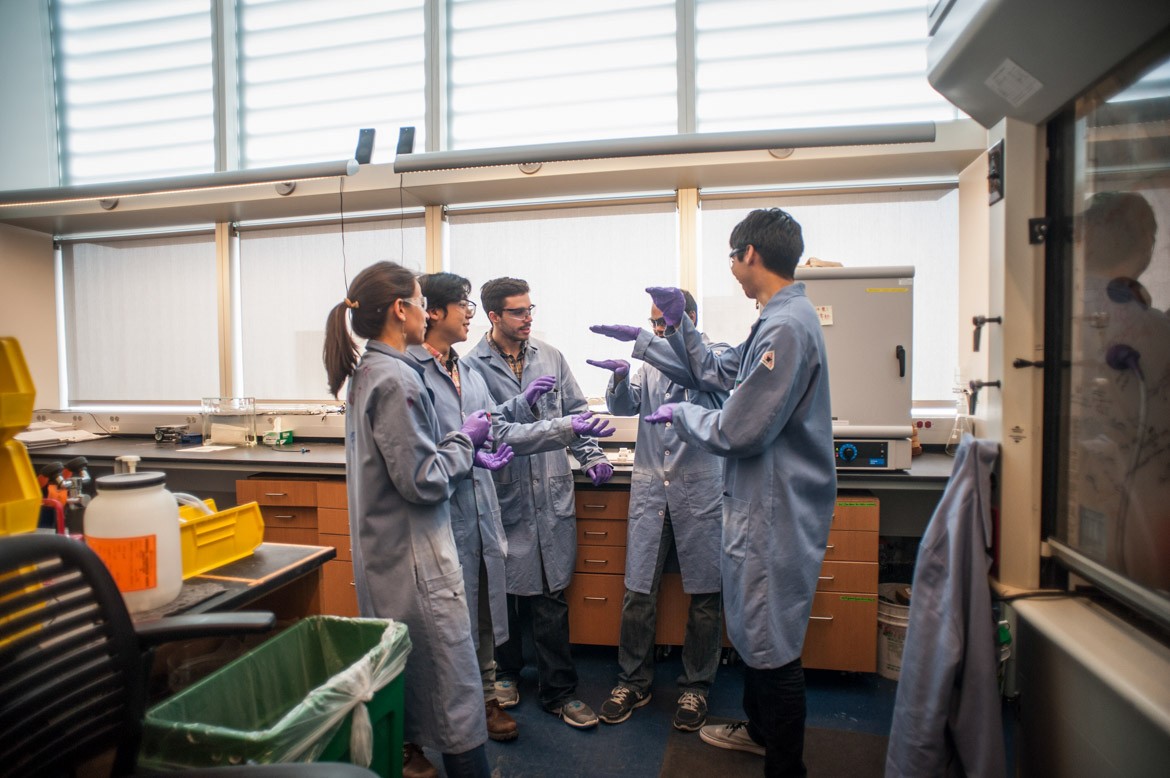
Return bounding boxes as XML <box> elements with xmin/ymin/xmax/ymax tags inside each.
<box><xmin>237</xmin><ymin>215</ymin><xmax>426</xmax><ymax>399</ymax></box>
<box><xmin>698</xmin><ymin>189</ymin><xmax>959</xmax><ymax>402</ymax></box>
<box><xmin>447</xmin><ymin>200</ymin><xmax>678</xmax><ymax>399</ymax></box>
<box><xmin>61</xmin><ymin>233</ymin><xmax>219</xmax><ymax>402</ymax></box>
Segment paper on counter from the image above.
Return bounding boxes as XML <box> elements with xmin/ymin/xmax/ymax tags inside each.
<box><xmin>181</xmin><ymin>444</ymin><xmax>236</xmax><ymax>453</ymax></box>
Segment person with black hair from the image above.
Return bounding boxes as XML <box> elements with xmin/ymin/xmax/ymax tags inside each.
<box><xmin>322</xmin><ymin>261</ymin><xmax>495</xmax><ymax>778</ymax></box>
<box><xmin>594</xmin><ymin>208</ymin><xmax>836</xmax><ymax>777</ymax></box>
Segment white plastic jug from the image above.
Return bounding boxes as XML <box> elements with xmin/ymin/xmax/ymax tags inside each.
<box><xmin>84</xmin><ymin>471</ymin><xmax>183</xmax><ymax>614</ymax></box>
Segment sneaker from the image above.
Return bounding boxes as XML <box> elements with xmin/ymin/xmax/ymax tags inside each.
<box><xmin>494</xmin><ymin>678</ymin><xmax>519</xmax><ymax>709</ymax></box>
<box><xmin>549</xmin><ymin>698</ymin><xmax>599</xmax><ymax>729</ymax></box>
<box><xmin>402</xmin><ymin>742</ymin><xmax>439</xmax><ymax>778</ymax></box>
<box><xmin>485</xmin><ymin>698</ymin><xmax>519</xmax><ymax>742</ymax></box>
<box><xmin>672</xmin><ymin>690</ymin><xmax>708</xmax><ymax>732</ymax></box>
<box><xmin>598</xmin><ymin>685</ymin><xmax>652</xmax><ymax>725</ymax></box>
<box><xmin>699</xmin><ymin>720</ymin><xmax>765</xmax><ymax>756</ymax></box>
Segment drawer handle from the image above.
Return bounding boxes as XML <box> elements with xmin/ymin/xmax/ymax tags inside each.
<box><xmin>264</xmin><ymin>492</ymin><xmax>288</xmax><ymax>497</ymax></box>
<box><xmin>583</xmin><ymin>559</ymin><xmax>608</xmax><ymax>565</ymax></box>
<box><xmin>583</xmin><ymin>596</ymin><xmax>608</xmax><ymax>602</ymax></box>
<box><xmin>809</xmin><ymin>615</ymin><xmax>834</xmax><ymax>622</ymax></box>
<box><xmin>824</xmin><ymin>544</ymin><xmax>835</xmax><ymax>550</ymax></box>
<box><xmin>583</xmin><ymin>503</ymin><xmax>607</xmax><ymax>509</ymax></box>
<box><xmin>350</xmin><ymin>581</ymin><xmax>356</xmax><ymax>587</ymax></box>
<box><xmin>818</xmin><ymin>575</ymin><xmax>835</xmax><ymax>581</ymax></box>
<box><xmin>273</xmin><ymin>514</ymin><xmax>296</xmax><ymax>520</ymax></box>
<box><xmin>584</xmin><ymin>531</ymin><xmax>608</xmax><ymax>537</ymax></box>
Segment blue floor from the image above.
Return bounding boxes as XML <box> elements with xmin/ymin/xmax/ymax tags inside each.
<box><xmin>424</xmin><ymin>644</ymin><xmax>899</xmax><ymax>777</ymax></box>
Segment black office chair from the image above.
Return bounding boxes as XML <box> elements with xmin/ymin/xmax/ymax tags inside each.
<box><xmin>0</xmin><ymin>533</ymin><xmax>377</xmax><ymax>778</ymax></box>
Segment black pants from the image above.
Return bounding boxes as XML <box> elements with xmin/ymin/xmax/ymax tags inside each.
<box><xmin>744</xmin><ymin>658</ymin><xmax>807</xmax><ymax>778</ymax></box>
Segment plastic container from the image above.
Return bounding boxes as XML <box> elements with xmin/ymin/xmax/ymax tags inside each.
<box><xmin>0</xmin><ymin>337</ymin><xmax>35</xmax><ymax>445</ymax></box>
<box><xmin>877</xmin><ymin>582</ymin><xmax>911</xmax><ymax>681</ymax></box>
<box><xmin>202</xmin><ymin>396</ymin><xmax>258</xmax><ymax>447</ymax></box>
<box><xmin>140</xmin><ymin>616</ymin><xmax>411</xmax><ymax>777</ymax></box>
<box><xmin>84</xmin><ymin>472</ymin><xmax>183</xmax><ymax>614</ymax></box>
<box><xmin>0</xmin><ymin>439</ymin><xmax>40</xmax><ymax>536</ymax></box>
<box><xmin>178</xmin><ymin>500</ymin><xmax>265</xmax><ymax>579</ymax></box>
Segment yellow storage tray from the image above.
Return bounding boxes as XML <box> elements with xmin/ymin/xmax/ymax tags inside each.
<box><xmin>0</xmin><ymin>439</ymin><xmax>40</xmax><ymax>537</ymax></box>
<box><xmin>178</xmin><ymin>501</ymin><xmax>264</xmax><ymax>579</ymax></box>
<box><xmin>0</xmin><ymin>337</ymin><xmax>36</xmax><ymax>445</ymax></box>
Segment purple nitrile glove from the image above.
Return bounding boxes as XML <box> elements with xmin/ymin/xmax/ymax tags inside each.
<box><xmin>646</xmin><ymin>287</ymin><xmax>685</xmax><ymax>328</ymax></box>
<box><xmin>587</xmin><ymin>461</ymin><xmax>614</xmax><ymax>486</ymax></box>
<box><xmin>460</xmin><ymin>409</ymin><xmax>492</xmax><ymax>449</ymax></box>
<box><xmin>523</xmin><ymin>375</ymin><xmax>556</xmax><ymax>406</ymax></box>
<box><xmin>585</xmin><ymin>358</ymin><xmax>630</xmax><ymax>378</ymax></box>
<box><xmin>571</xmin><ymin>411</ymin><xmax>616</xmax><ymax>438</ymax></box>
<box><xmin>474</xmin><ymin>443</ymin><xmax>514</xmax><ymax>471</ymax></box>
<box><xmin>643</xmin><ymin>402</ymin><xmax>677</xmax><ymax>425</ymax></box>
<box><xmin>590</xmin><ymin>324</ymin><xmax>640</xmax><ymax>343</ymax></box>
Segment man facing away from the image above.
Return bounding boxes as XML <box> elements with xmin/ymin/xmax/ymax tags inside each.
<box><xmin>593</xmin><ymin>208</ymin><xmax>837</xmax><ymax>777</ymax></box>
<box><xmin>462</xmin><ymin>276</ymin><xmax>616</xmax><ymax>729</ymax></box>
<box><xmin>586</xmin><ymin>291</ymin><xmax>729</xmax><ymax>732</ymax></box>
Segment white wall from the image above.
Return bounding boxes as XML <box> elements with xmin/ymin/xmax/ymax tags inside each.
<box><xmin>0</xmin><ymin>0</ymin><xmax>57</xmax><ymax>190</ymax></box>
<box><xmin>0</xmin><ymin>223</ymin><xmax>59</xmax><ymax>408</ymax></box>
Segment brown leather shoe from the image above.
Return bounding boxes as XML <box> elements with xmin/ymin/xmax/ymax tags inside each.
<box><xmin>403</xmin><ymin>742</ymin><xmax>439</xmax><ymax>778</ymax></box>
<box><xmin>486</xmin><ymin>697</ymin><xmax>519</xmax><ymax>741</ymax></box>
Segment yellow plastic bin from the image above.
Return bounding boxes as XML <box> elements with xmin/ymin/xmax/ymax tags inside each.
<box><xmin>0</xmin><ymin>440</ymin><xmax>40</xmax><ymax>537</ymax></box>
<box><xmin>178</xmin><ymin>500</ymin><xmax>265</xmax><ymax>578</ymax></box>
<box><xmin>0</xmin><ymin>337</ymin><xmax>35</xmax><ymax>445</ymax></box>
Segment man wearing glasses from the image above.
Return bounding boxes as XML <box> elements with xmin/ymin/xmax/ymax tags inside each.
<box><xmin>585</xmin><ymin>291</ymin><xmax>729</xmax><ymax>733</ymax></box>
<box><xmin>464</xmin><ymin>276</ymin><xmax>615</xmax><ymax>730</ymax></box>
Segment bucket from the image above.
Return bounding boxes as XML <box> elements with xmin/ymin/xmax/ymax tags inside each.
<box><xmin>877</xmin><ymin>582</ymin><xmax>911</xmax><ymax>681</ymax></box>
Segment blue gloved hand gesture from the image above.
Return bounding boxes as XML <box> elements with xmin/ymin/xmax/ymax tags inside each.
<box><xmin>586</xmin><ymin>461</ymin><xmax>614</xmax><ymax>486</ymax></box>
<box><xmin>523</xmin><ymin>375</ymin><xmax>557</xmax><ymax>406</ymax></box>
<box><xmin>460</xmin><ymin>409</ymin><xmax>492</xmax><ymax>449</ymax></box>
<box><xmin>646</xmin><ymin>287</ymin><xmax>685</xmax><ymax>328</ymax></box>
<box><xmin>590</xmin><ymin>324</ymin><xmax>640</xmax><ymax>342</ymax></box>
<box><xmin>586</xmin><ymin>358</ymin><xmax>630</xmax><ymax>378</ymax></box>
<box><xmin>644</xmin><ymin>402</ymin><xmax>677</xmax><ymax>425</ymax></box>
<box><xmin>571</xmin><ymin>411</ymin><xmax>616</xmax><ymax>438</ymax></box>
<box><xmin>474</xmin><ymin>443</ymin><xmax>514</xmax><ymax>471</ymax></box>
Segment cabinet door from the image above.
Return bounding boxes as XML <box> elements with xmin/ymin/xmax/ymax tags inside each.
<box><xmin>822</xmin><ymin>529</ymin><xmax>879</xmax><ymax>562</ymax></box>
<box><xmin>574</xmin><ymin>490</ymin><xmax>630</xmax><ymax>519</ymax></box>
<box><xmin>237</xmin><ymin>479</ymin><xmax>317</xmax><ymax>507</ymax></box>
<box><xmin>321</xmin><ymin>560</ymin><xmax>359</xmax><ymax>617</ymax></box>
<box><xmin>566</xmin><ymin>573</ymin><xmax>625</xmax><ymax>645</ymax></box>
<box><xmin>815</xmin><ymin>560</ymin><xmax>879</xmax><ymax>593</ymax></box>
<box><xmin>801</xmin><ymin>592</ymin><xmax>878</xmax><ymax>672</ymax></box>
<box><xmin>576</xmin><ymin>518</ymin><xmax>628</xmax><ymax>547</ymax></box>
<box><xmin>575</xmin><ymin>545</ymin><xmax>626</xmax><ymax>575</ymax></box>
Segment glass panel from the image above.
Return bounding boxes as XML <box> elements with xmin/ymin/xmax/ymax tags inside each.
<box><xmin>699</xmin><ymin>190</ymin><xmax>959</xmax><ymax>402</ymax></box>
<box><xmin>62</xmin><ymin>234</ymin><xmax>219</xmax><ymax>402</ymax></box>
<box><xmin>237</xmin><ymin>217</ymin><xmax>425</xmax><ymax>399</ymax></box>
<box><xmin>447</xmin><ymin>201</ymin><xmax>678</xmax><ymax>399</ymax></box>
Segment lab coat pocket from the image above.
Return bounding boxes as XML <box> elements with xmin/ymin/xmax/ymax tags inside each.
<box><xmin>549</xmin><ymin>473</ymin><xmax>575</xmax><ymax>518</ymax></box>
<box><xmin>723</xmin><ymin>496</ymin><xmax>751</xmax><ymax>562</ymax></box>
<box><xmin>423</xmin><ymin>566</ymin><xmax>473</xmax><ymax>646</ymax></box>
<box><xmin>683</xmin><ymin>468</ymin><xmax>723</xmax><ymax>522</ymax></box>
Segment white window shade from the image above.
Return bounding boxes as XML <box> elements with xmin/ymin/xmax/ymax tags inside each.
<box><xmin>237</xmin><ymin>216</ymin><xmax>426</xmax><ymax>400</ymax></box>
<box><xmin>62</xmin><ymin>234</ymin><xmax>219</xmax><ymax>402</ymax></box>
<box><xmin>695</xmin><ymin>0</ymin><xmax>963</xmax><ymax>132</ymax></box>
<box><xmin>237</xmin><ymin>0</ymin><xmax>426</xmax><ymax>168</ymax></box>
<box><xmin>447</xmin><ymin>200</ymin><xmax>678</xmax><ymax>399</ymax></box>
<box><xmin>53</xmin><ymin>0</ymin><xmax>216</xmax><ymax>185</ymax></box>
<box><xmin>447</xmin><ymin>0</ymin><xmax>678</xmax><ymax>149</ymax></box>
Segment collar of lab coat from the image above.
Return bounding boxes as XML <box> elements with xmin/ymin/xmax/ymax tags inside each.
<box><xmin>758</xmin><ymin>281</ymin><xmax>807</xmax><ymax>320</ymax></box>
<box><xmin>366</xmin><ymin>339</ymin><xmax>425</xmax><ymax>377</ymax></box>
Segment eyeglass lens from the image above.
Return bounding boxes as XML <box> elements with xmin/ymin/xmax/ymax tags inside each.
<box><xmin>503</xmin><ymin>305</ymin><xmax>535</xmax><ymax>318</ymax></box>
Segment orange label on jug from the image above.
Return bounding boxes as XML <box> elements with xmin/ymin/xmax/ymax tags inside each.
<box><xmin>87</xmin><ymin>534</ymin><xmax>157</xmax><ymax>592</ymax></box>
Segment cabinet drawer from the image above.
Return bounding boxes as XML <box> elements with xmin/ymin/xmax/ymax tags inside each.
<box><xmin>822</xmin><ymin>530</ymin><xmax>878</xmax><ymax>562</ymax></box>
<box><xmin>575</xmin><ymin>545</ymin><xmax>625</xmax><ymax>575</ymax></box>
<box><xmin>566</xmin><ymin>573</ymin><xmax>625</xmax><ymax>645</ymax></box>
<box><xmin>319</xmin><ymin>531</ymin><xmax>352</xmax><ymax>562</ymax></box>
<box><xmin>319</xmin><ymin>507</ymin><xmax>350</xmax><ymax>536</ymax></box>
<box><xmin>321</xmin><ymin>560</ymin><xmax>359</xmax><ymax>617</ymax></box>
<box><xmin>802</xmin><ymin>591</ymin><xmax>878</xmax><ymax>672</ymax></box>
<box><xmin>317</xmin><ymin>481</ymin><xmax>348</xmax><ymax>509</ymax></box>
<box><xmin>831</xmin><ymin>492</ymin><xmax>879</xmax><ymax>531</ymax></box>
<box><xmin>263</xmin><ymin>526</ymin><xmax>318</xmax><ymax>545</ymax></box>
<box><xmin>577</xmin><ymin>518</ymin><xmax>628</xmax><ymax>547</ymax></box>
<box><xmin>815</xmin><ymin>560</ymin><xmax>878</xmax><ymax>593</ymax></box>
<box><xmin>237</xmin><ymin>479</ymin><xmax>317</xmax><ymax>507</ymax></box>
<box><xmin>258</xmin><ymin>505</ymin><xmax>317</xmax><ymax>530</ymax></box>
<box><xmin>575</xmin><ymin>490</ymin><xmax>630</xmax><ymax>519</ymax></box>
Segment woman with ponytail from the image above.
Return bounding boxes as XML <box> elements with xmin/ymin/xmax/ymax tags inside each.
<box><xmin>323</xmin><ymin>261</ymin><xmax>494</xmax><ymax>778</ymax></box>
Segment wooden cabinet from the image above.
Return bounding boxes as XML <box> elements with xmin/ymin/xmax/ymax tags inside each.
<box><xmin>566</xmin><ymin>489</ymin><xmax>629</xmax><ymax>645</ymax></box>
<box><xmin>236</xmin><ymin>477</ymin><xmax>358</xmax><ymax>617</ymax></box>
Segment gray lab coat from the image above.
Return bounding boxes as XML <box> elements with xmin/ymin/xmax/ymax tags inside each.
<box><xmin>885</xmin><ymin>435</ymin><xmax>1006</xmax><ymax>778</ymax></box>
<box><xmin>345</xmin><ymin>340</ymin><xmax>485</xmax><ymax>755</ymax></box>
<box><xmin>463</xmin><ymin>335</ymin><xmax>609</xmax><ymax>595</ymax></box>
<box><xmin>650</xmin><ymin>283</ymin><xmax>837</xmax><ymax>669</ymax></box>
<box><xmin>406</xmin><ymin>344</ymin><xmax>579</xmax><ymax>647</ymax></box>
<box><xmin>606</xmin><ymin>331</ymin><xmax>728</xmax><ymax>594</ymax></box>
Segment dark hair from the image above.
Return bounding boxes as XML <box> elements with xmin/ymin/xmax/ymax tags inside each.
<box><xmin>419</xmin><ymin>273</ymin><xmax>472</xmax><ymax>331</ymax></box>
<box><xmin>480</xmin><ymin>277</ymin><xmax>529</xmax><ymax>315</ymax></box>
<box><xmin>1083</xmin><ymin>191</ymin><xmax>1157</xmax><ymax>276</ymax></box>
<box><xmin>729</xmin><ymin>208</ymin><xmax>804</xmax><ymax>279</ymax></box>
<box><xmin>322</xmin><ymin>261</ymin><xmax>416</xmax><ymax>398</ymax></box>
<box><xmin>681</xmin><ymin>289</ymin><xmax>698</xmax><ymax>317</ymax></box>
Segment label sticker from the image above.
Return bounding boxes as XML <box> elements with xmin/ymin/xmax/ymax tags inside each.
<box><xmin>87</xmin><ymin>534</ymin><xmax>157</xmax><ymax>592</ymax></box>
<box><xmin>760</xmin><ymin>351</ymin><xmax>775</xmax><ymax>371</ymax></box>
<box><xmin>985</xmin><ymin>58</ymin><xmax>1043</xmax><ymax>108</ymax></box>
<box><xmin>816</xmin><ymin>305</ymin><xmax>833</xmax><ymax>326</ymax></box>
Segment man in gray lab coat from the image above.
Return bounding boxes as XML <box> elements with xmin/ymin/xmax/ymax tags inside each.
<box><xmin>594</xmin><ymin>208</ymin><xmax>836</xmax><ymax>777</ymax></box>
<box><xmin>463</xmin><ymin>276</ymin><xmax>615</xmax><ymax>729</ymax></box>
<box><xmin>587</xmin><ymin>291</ymin><xmax>729</xmax><ymax>732</ymax></box>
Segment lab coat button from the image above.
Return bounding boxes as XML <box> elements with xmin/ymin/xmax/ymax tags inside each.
<box><xmin>659</xmin><ymin>510</ymin><xmax>664</xmax><ymax>517</ymax></box>
<box><xmin>664</xmin><ymin>480</ymin><xmax>670</xmax><ymax>486</ymax></box>
<box><xmin>664</xmin><ymin>449</ymin><xmax>670</xmax><ymax>456</ymax></box>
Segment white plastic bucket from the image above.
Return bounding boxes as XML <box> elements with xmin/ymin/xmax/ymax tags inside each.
<box><xmin>877</xmin><ymin>583</ymin><xmax>911</xmax><ymax>681</ymax></box>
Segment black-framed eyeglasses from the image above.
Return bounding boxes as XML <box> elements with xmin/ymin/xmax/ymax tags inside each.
<box><xmin>456</xmin><ymin>299</ymin><xmax>477</xmax><ymax>315</ymax></box>
<box><xmin>648</xmin><ymin>317</ymin><xmax>667</xmax><ymax>328</ymax></box>
<box><xmin>729</xmin><ymin>246</ymin><xmax>746</xmax><ymax>262</ymax></box>
<box><xmin>501</xmin><ymin>305</ymin><xmax>536</xmax><ymax>319</ymax></box>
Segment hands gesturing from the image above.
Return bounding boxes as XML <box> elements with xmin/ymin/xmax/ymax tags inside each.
<box><xmin>571</xmin><ymin>411</ymin><xmax>615</xmax><ymax>438</ymax></box>
<box><xmin>474</xmin><ymin>443</ymin><xmax>514</xmax><ymax>471</ymax></box>
<box><xmin>585</xmin><ymin>358</ymin><xmax>630</xmax><ymax>378</ymax></box>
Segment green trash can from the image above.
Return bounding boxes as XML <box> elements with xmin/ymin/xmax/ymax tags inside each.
<box><xmin>140</xmin><ymin>616</ymin><xmax>410</xmax><ymax>777</ymax></box>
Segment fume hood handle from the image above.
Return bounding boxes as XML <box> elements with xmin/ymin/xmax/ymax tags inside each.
<box><xmin>895</xmin><ymin>345</ymin><xmax>906</xmax><ymax>378</ymax></box>
<box><xmin>972</xmin><ymin>315</ymin><xmax>1003</xmax><ymax>352</ymax></box>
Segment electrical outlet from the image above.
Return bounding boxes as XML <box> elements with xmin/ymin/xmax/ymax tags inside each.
<box><xmin>73</xmin><ymin>415</ymin><xmax>84</xmax><ymax>423</ymax></box>
<box><xmin>36</xmin><ymin>414</ymin><xmax>47</xmax><ymax>422</ymax></box>
<box><xmin>109</xmin><ymin>424</ymin><xmax>119</xmax><ymax>432</ymax></box>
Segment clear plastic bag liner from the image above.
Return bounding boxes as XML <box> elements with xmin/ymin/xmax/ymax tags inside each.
<box><xmin>140</xmin><ymin>616</ymin><xmax>410</xmax><ymax>769</ymax></box>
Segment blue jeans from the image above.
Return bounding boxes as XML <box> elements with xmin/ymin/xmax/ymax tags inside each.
<box><xmin>744</xmin><ymin>658</ymin><xmax>807</xmax><ymax>778</ymax></box>
<box><xmin>442</xmin><ymin>744</ymin><xmax>490</xmax><ymax>778</ymax></box>
<box><xmin>617</xmin><ymin>511</ymin><xmax>721</xmax><ymax>696</ymax></box>
<box><xmin>495</xmin><ymin>565</ymin><xmax>578</xmax><ymax>710</ymax></box>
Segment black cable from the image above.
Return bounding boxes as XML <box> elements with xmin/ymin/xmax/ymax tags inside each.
<box><xmin>340</xmin><ymin>175</ymin><xmax>348</xmax><ymax>291</ymax></box>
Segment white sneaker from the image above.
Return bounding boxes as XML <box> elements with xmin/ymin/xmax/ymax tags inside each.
<box><xmin>494</xmin><ymin>679</ymin><xmax>519</xmax><ymax>709</ymax></box>
<box><xmin>699</xmin><ymin>720</ymin><xmax>765</xmax><ymax>756</ymax></box>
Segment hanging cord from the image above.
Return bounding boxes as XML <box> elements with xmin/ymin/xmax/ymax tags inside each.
<box><xmin>340</xmin><ymin>175</ymin><xmax>349</xmax><ymax>293</ymax></box>
<box><xmin>399</xmin><ymin>170</ymin><xmax>406</xmax><ymax>262</ymax></box>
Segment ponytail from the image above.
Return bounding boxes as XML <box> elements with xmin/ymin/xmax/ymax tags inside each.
<box><xmin>323</xmin><ymin>301</ymin><xmax>359</xmax><ymax>398</ymax></box>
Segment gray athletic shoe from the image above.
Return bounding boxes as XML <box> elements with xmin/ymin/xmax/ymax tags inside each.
<box><xmin>549</xmin><ymin>698</ymin><xmax>599</xmax><ymax>729</ymax></box>
<box><xmin>672</xmin><ymin>690</ymin><xmax>707</xmax><ymax>732</ymax></box>
<box><xmin>699</xmin><ymin>720</ymin><xmax>765</xmax><ymax>756</ymax></box>
<box><xmin>494</xmin><ymin>679</ymin><xmax>519</xmax><ymax>709</ymax></box>
<box><xmin>599</xmin><ymin>685</ymin><xmax>652</xmax><ymax>724</ymax></box>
